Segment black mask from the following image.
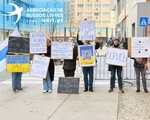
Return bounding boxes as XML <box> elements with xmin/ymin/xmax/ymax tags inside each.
<box><xmin>114</xmin><ymin>44</ymin><xmax>119</xmax><ymax>48</ymax></box>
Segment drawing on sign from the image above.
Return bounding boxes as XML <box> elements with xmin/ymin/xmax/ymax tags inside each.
<box><xmin>30</xmin><ymin>55</ymin><xmax>50</xmax><ymax>78</ymax></box>
<box><xmin>140</xmin><ymin>17</ymin><xmax>148</xmax><ymax>27</ymax></box>
<box><xmin>79</xmin><ymin>20</ymin><xmax>95</xmax><ymax>40</ymax></box>
<box><xmin>51</xmin><ymin>42</ymin><xmax>73</xmax><ymax>59</ymax></box>
<box><xmin>131</xmin><ymin>37</ymin><xmax>150</xmax><ymax>58</ymax></box>
<box><xmin>8</xmin><ymin>36</ymin><xmax>29</xmax><ymax>54</ymax></box>
<box><xmin>105</xmin><ymin>47</ymin><xmax>128</xmax><ymax>67</ymax></box>
<box><xmin>57</xmin><ymin>77</ymin><xmax>80</xmax><ymax>94</ymax></box>
<box><xmin>141</xmin><ymin>19</ymin><xmax>147</xmax><ymax>25</ymax></box>
<box><xmin>78</xmin><ymin>45</ymin><xmax>96</xmax><ymax>67</ymax></box>
<box><xmin>30</xmin><ymin>32</ymin><xmax>47</xmax><ymax>54</ymax></box>
<box><xmin>6</xmin><ymin>55</ymin><xmax>29</xmax><ymax>72</ymax></box>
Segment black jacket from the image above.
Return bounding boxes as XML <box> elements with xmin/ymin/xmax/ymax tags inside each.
<box><xmin>63</xmin><ymin>46</ymin><xmax>78</xmax><ymax>70</ymax></box>
<box><xmin>44</xmin><ymin>46</ymin><xmax>55</xmax><ymax>81</ymax></box>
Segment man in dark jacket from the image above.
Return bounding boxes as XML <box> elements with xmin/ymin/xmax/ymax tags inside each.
<box><xmin>108</xmin><ymin>38</ymin><xmax>124</xmax><ymax>93</ymax></box>
<box><xmin>63</xmin><ymin>37</ymin><xmax>78</xmax><ymax>77</ymax></box>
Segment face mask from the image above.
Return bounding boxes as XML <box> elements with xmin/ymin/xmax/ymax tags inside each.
<box><xmin>114</xmin><ymin>44</ymin><xmax>119</xmax><ymax>47</ymax></box>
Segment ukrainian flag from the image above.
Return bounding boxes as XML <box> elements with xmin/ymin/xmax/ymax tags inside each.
<box><xmin>80</xmin><ymin>46</ymin><xmax>94</xmax><ymax>65</ymax></box>
<box><xmin>6</xmin><ymin>56</ymin><xmax>29</xmax><ymax>72</ymax></box>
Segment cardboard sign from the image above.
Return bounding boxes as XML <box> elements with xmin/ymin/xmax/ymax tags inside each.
<box><xmin>6</xmin><ymin>55</ymin><xmax>29</xmax><ymax>72</ymax></box>
<box><xmin>106</xmin><ymin>47</ymin><xmax>128</xmax><ymax>67</ymax></box>
<box><xmin>57</xmin><ymin>77</ymin><xmax>80</xmax><ymax>94</ymax></box>
<box><xmin>8</xmin><ymin>36</ymin><xmax>29</xmax><ymax>54</ymax></box>
<box><xmin>79</xmin><ymin>20</ymin><xmax>95</xmax><ymax>40</ymax></box>
<box><xmin>51</xmin><ymin>42</ymin><xmax>73</xmax><ymax>59</ymax></box>
<box><xmin>78</xmin><ymin>45</ymin><xmax>96</xmax><ymax>67</ymax></box>
<box><xmin>30</xmin><ymin>55</ymin><xmax>50</xmax><ymax>79</ymax></box>
<box><xmin>131</xmin><ymin>37</ymin><xmax>150</xmax><ymax>58</ymax></box>
<box><xmin>30</xmin><ymin>32</ymin><xmax>47</xmax><ymax>54</ymax></box>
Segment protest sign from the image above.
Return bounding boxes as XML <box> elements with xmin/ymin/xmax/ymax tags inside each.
<box><xmin>131</xmin><ymin>37</ymin><xmax>150</xmax><ymax>58</ymax></box>
<box><xmin>6</xmin><ymin>55</ymin><xmax>29</xmax><ymax>72</ymax></box>
<box><xmin>78</xmin><ymin>45</ymin><xmax>96</xmax><ymax>67</ymax></box>
<box><xmin>79</xmin><ymin>20</ymin><xmax>95</xmax><ymax>40</ymax></box>
<box><xmin>8</xmin><ymin>36</ymin><xmax>29</xmax><ymax>54</ymax></box>
<box><xmin>30</xmin><ymin>32</ymin><xmax>47</xmax><ymax>54</ymax></box>
<box><xmin>30</xmin><ymin>55</ymin><xmax>50</xmax><ymax>78</ymax></box>
<box><xmin>105</xmin><ymin>47</ymin><xmax>128</xmax><ymax>67</ymax></box>
<box><xmin>51</xmin><ymin>42</ymin><xmax>73</xmax><ymax>59</ymax></box>
<box><xmin>57</xmin><ymin>77</ymin><xmax>80</xmax><ymax>94</ymax></box>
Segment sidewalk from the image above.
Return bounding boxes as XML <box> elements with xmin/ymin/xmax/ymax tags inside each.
<box><xmin>0</xmin><ymin>78</ymin><xmax>118</xmax><ymax>120</ymax></box>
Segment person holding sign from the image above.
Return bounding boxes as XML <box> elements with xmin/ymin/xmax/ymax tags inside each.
<box><xmin>132</xmin><ymin>58</ymin><xmax>149</xmax><ymax>93</ymax></box>
<box><xmin>108</xmin><ymin>38</ymin><xmax>124</xmax><ymax>93</ymax></box>
<box><xmin>77</xmin><ymin>29</ymin><xmax>100</xmax><ymax>92</ymax></box>
<box><xmin>41</xmin><ymin>39</ymin><xmax>55</xmax><ymax>93</ymax></box>
<box><xmin>63</xmin><ymin>37</ymin><xmax>78</xmax><ymax>77</ymax></box>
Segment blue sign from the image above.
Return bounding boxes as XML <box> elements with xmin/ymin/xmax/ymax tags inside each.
<box><xmin>139</xmin><ymin>17</ymin><xmax>148</xmax><ymax>27</ymax></box>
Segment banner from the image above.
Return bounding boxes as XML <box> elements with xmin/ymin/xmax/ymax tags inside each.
<box><xmin>30</xmin><ymin>32</ymin><xmax>47</xmax><ymax>54</ymax></box>
<box><xmin>131</xmin><ymin>37</ymin><xmax>150</xmax><ymax>58</ymax></box>
<box><xmin>0</xmin><ymin>27</ymin><xmax>20</xmax><ymax>73</ymax></box>
<box><xmin>79</xmin><ymin>20</ymin><xmax>95</xmax><ymax>40</ymax></box>
<box><xmin>78</xmin><ymin>45</ymin><xmax>96</xmax><ymax>67</ymax></box>
<box><xmin>106</xmin><ymin>47</ymin><xmax>128</xmax><ymax>67</ymax></box>
<box><xmin>51</xmin><ymin>42</ymin><xmax>73</xmax><ymax>59</ymax></box>
<box><xmin>6</xmin><ymin>55</ymin><xmax>29</xmax><ymax>72</ymax></box>
<box><xmin>30</xmin><ymin>55</ymin><xmax>50</xmax><ymax>78</ymax></box>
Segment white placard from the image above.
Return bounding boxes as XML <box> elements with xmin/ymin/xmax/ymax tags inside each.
<box><xmin>131</xmin><ymin>37</ymin><xmax>150</xmax><ymax>58</ymax></box>
<box><xmin>30</xmin><ymin>32</ymin><xmax>47</xmax><ymax>54</ymax></box>
<box><xmin>106</xmin><ymin>47</ymin><xmax>128</xmax><ymax>67</ymax></box>
<box><xmin>30</xmin><ymin>55</ymin><xmax>50</xmax><ymax>78</ymax></box>
<box><xmin>51</xmin><ymin>42</ymin><xmax>73</xmax><ymax>59</ymax></box>
<box><xmin>79</xmin><ymin>20</ymin><xmax>95</xmax><ymax>40</ymax></box>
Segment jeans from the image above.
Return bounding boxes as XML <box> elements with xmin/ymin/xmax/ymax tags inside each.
<box><xmin>82</xmin><ymin>67</ymin><xmax>94</xmax><ymax>88</ymax></box>
<box><xmin>134</xmin><ymin>66</ymin><xmax>147</xmax><ymax>89</ymax></box>
<box><xmin>110</xmin><ymin>66</ymin><xmax>123</xmax><ymax>89</ymax></box>
<box><xmin>64</xmin><ymin>70</ymin><xmax>75</xmax><ymax>77</ymax></box>
<box><xmin>43</xmin><ymin>71</ymin><xmax>52</xmax><ymax>91</ymax></box>
<box><xmin>12</xmin><ymin>72</ymin><xmax>23</xmax><ymax>89</ymax></box>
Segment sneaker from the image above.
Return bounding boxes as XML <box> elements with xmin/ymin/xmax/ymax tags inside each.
<box><xmin>119</xmin><ymin>89</ymin><xmax>124</xmax><ymax>93</ymax></box>
<box><xmin>136</xmin><ymin>89</ymin><xmax>140</xmax><ymax>92</ymax></box>
<box><xmin>43</xmin><ymin>90</ymin><xmax>47</xmax><ymax>93</ymax></box>
<box><xmin>48</xmin><ymin>90</ymin><xmax>53</xmax><ymax>93</ymax></box>
<box><xmin>144</xmin><ymin>89</ymin><xmax>148</xmax><ymax>93</ymax></box>
<box><xmin>84</xmin><ymin>88</ymin><xmax>88</xmax><ymax>92</ymax></box>
<box><xmin>89</xmin><ymin>87</ymin><xmax>94</xmax><ymax>92</ymax></box>
<box><xmin>108</xmin><ymin>88</ymin><xmax>113</xmax><ymax>93</ymax></box>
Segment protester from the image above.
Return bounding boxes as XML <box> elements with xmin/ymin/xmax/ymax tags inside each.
<box><xmin>77</xmin><ymin>29</ymin><xmax>100</xmax><ymax>92</ymax></box>
<box><xmin>122</xmin><ymin>38</ymin><xmax>128</xmax><ymax>49</ymax></box>
<box><xmin>41</xmin><ymin>39</ymin><xmax>55</xmax><ymax>93</ymax></box>
<box><xmin>107</xmin><ymin>37</ymin><xmax>113</xmax><ymax>47</ymax></box>
<box><xmin>63</xmin><ymin>37</ymin><xmax>78</xmax><ymax>77</ymax></box>
<box><xmin>108</xmin><ymin>38</ymin><xmax>124</xmax><ymax>93</ymax></box>
<box><xmin>133</xmin><ymin>58</ymin><xmax>149</xmax><ymax>93</ymax></box>
<box><xmin>99</xmin><ymin>39</ymin><xmax>103</xmax><ymax>50</ymax></box>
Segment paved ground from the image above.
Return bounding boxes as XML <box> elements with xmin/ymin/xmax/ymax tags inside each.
<box><xmin>0</xmin><ymin>65</ymin><xmax>150</xmax><ymax>120</ymax></box>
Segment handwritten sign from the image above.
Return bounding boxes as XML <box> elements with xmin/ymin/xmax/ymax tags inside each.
<box><xmin>6</xmin><ymin>55</ymin><xmax>29</xmax><ymax>72</ymax></box>
<box><xmin>79</xmin><ymin>20</ymin><xmax>95</xmax><ymax>40</ymax></box>
<box><xmin>30</xmin><ymin>32</ymin><xmax>47</xmax><ymax>54</ymax></box>
<box><xmin>78</xmin><ymin>45</ymin><xmax>96</xmax><ymax>67</ymax></box>
<box><xmin>57</xmin><ymin>77</ymin><xmax>80</xmax><ymax>94</ymax></box>
<box><xmin>30</xmin><ymin>55</ymin><xmax>50</xmax><ymax>78</ymax></box>
<box><xmin>51</xmin><ymin>42</ymin><xmax>73</xmax><ymax>59</ymax></box>
<box><xmin>8</xmin><ymin>36</ymin><xmax>29</xmax><ymax>54</ymax></box>
<box><xmin>106</xmin><ymin>47</ymin><xmax>128</xmax><ymax>67</ymax></box>
<box><xmin>131</xmin><ymin>37</ymin><xmax>150</xmax><ymax>58</ymax></box>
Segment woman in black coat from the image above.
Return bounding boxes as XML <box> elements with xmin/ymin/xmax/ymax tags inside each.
<box><xmin>41</xmin><ymin>39</ymin><xmax>55</xmax><ymax>93</ymax></box>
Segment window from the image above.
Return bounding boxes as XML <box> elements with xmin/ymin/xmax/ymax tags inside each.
<box><xmin>94</xmin><ymin>4</ymin><xmax>101</xmax><ymax>8</ymax></box>
<box><xmin>94</xmin><ymin>13</ymin><xmax>101</xmax><ymax>16</ymax></box>
<box><xmin>102</xmin><ymin>21</ymin><xmax>110</xmax><ymax>23</ymax></box>
<box><xmin>7</xmin><ymin>16</ymin><xmax>9</xmax><ymax>21</ymax></box>
<box><xmin>77</xmin><ymin>4</ymin><xmax>84</xmax><ymax>8</ymax></box>
<box><xmin>77</xmin><ymin>12</ymin><xmax>83</xmax><ymax>16</ymax></box>
<box><xmin>103</xmin><ymin>4</ymin><xmax>110</xmax><ymax>8</ymax></box>
<box><xmin>85</xmin><ymin>13</ymin><xmax>92</xmax><ymax>16</ymax></box>
<box><xmin>103</xmin><ymin>13</ymin><xmax>110</xmax><ymax>16</ymax></box>
<box><xmin>85</xmin><ymin>4</ymin><xmax>92</xmax><ymax>8</ymax></box>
